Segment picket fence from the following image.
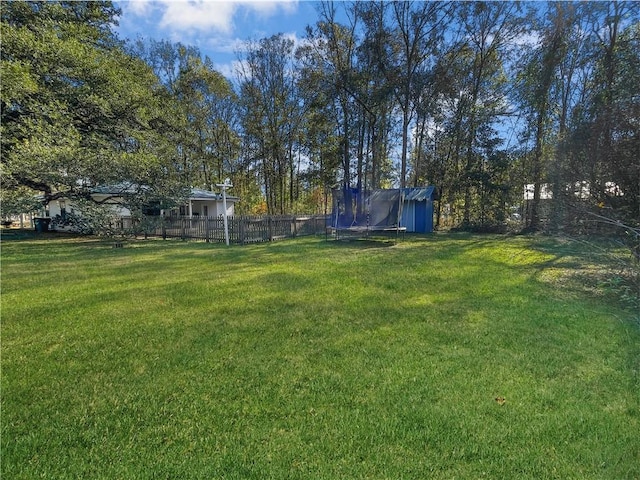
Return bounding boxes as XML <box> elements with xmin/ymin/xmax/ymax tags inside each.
<box><xmin>132</xmin><ymin>215</ymin><xmax>329</xmax><ymax>244</ymax></box>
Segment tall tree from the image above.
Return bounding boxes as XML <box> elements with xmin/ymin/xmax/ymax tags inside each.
<box><xmin>301</xmin><ymin>1</ymin><xmax>397</xmax><ymax>196</ymax></box>
<box><xmin>519</xmin><ymin>2</ymin><xmax>575</xmax><ymax>231</ymax></box>
<box><xmin>583</xmin><ymin>1</ymin><xmax>639</xmax><ymax>222</ymax></box>
<box><xmin>239</xmin><ymin>34</ymin><xmax>304</xmax><ymax>214</ymax></box>
<box><xmin>366</xmin><ymin>0</ymin><xmax>450</xmax><ymax>188</ymax></box>
<box><xmin>174</xmin><ymin>54</ymin><xmax>239</xmax><ymax>189</ymax></box>
<box><xmin>133</xmin><ymin>39</ymin><xmax>242</xmax><ymax>195</ymax></box>
<box><xmin>454</xmin><ymin>1</ymin><xmax>525</xmax><ymax>227</ymax></box>
<box><xmin>304</xmin><ymin>2</ymin><xmax>361</xmax><ymax>191</ymax></box>
<box><xmin>356</xmin><ymin>0</ymin><xmax>404</xmax><ymax>190</ymax></box>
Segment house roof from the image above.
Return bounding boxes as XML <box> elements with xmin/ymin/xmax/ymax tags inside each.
<box><xmin>89</xmin><ymin>184</ymin><xmax>238</xmax><ymax>202</ymax></box>
<box><xmin>189</xmin><ymin>188</ymin><xmax>219</xmax><ymax>200</ymax></box>
<box><xmin>402</xmin><ymin>186</ymin><xmax>436</xmax><ymax>201</ymax></box>
<box><xmin>189</xmin><ymin>188</ymin><xmax>239</xmax><ymax>202</ymax></box>
<box><xmin>92</xmin><ymin>182</ymin><xmax>142</xmax><ymax>195</ymax></box>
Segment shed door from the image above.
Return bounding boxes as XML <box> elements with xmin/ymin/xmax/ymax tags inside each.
<box><xmin>415</xmin><ymin>201</ymin><xmax>427</xmax><ymax>233</ymax></box>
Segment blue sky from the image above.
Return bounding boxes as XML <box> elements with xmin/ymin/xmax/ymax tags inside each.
<box><xmin>114</xmin><ymin>0</ymin><xmax>324</xmax><ymax>77</ymax></box>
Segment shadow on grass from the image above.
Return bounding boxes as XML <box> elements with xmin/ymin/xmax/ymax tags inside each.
<box><xmin>326</xmin><ymin>238</ymin><xmax>397</xmax><ymax>249</ymax></box>
<box><xmin>522</xmin><ymin>234</ymin><xmax>640</xmax><ymax>316</ymax></box>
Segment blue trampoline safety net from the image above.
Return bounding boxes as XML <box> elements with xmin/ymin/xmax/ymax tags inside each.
<box><xmin>331</xmin><ymin>187</ymin><xmax>405</xmax><ymax>231</ymax></box>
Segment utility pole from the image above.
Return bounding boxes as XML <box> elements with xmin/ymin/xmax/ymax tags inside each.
<box><xmin>216</xmin><ymin>178</ymin><xmax>233</xmax><ymax>246</ymax></box>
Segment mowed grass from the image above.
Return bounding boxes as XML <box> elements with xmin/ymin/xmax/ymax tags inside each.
<box><xmin>2</xmin><ymin>233</ymin><xmax>639</xmax><ymax>479</ymax></box>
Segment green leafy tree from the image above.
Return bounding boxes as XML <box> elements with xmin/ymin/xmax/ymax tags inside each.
<box><xmin>133</xmin><ymin>39</ymin><xmax>241</xmax><ymax>193</ymax></box>
<box><xmin>1</xmin><ymin>1</ymin><xmax>185</xmax><ymax>215</ymax></box>
<box><xmin>582</xmin><ymin>2</ymin><xmax>639</xmax><ymax>222</ymax></box>
<box><xmin>367</xmin><ymin>1</ymin><xmax>451</xmax><ymax>188</ymax></box>
<box><xmin>517</xmin><ymin>2</ymin><xmax>575</xmax><ymax>231</ymax></box>
<box><xmin>300</xmin><ymin>2</ymin><xmax>364</xmax><ymax>192</ymax></box>
<box><xmin>239</xmin><ymin>34</ymin><xmax>305</xmax><ymax>214</ymax></box>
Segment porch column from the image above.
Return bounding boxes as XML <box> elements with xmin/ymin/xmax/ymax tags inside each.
<box><xmin>189</xmin><ymin>200</ymin><xmax>193</xmax><ymax>217</ymax></box>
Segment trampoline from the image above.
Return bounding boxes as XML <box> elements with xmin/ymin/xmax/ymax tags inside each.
<box><xmin>329</xmin><ymin>187</ymin><xmax>406</xmax><ymax>240</ymax></box>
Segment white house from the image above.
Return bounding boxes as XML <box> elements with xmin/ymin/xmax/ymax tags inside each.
<box><xmin>166</xmin><ymin>188</ymin><xmax>238</xmax><ymax>217</ymax></box>
<box><xmin>45</xmin><ymin>184</ymin><xmax>137</xmax><ymax>220</ymax></box>
<box><xmin>44</xmin><ymin>185</ymin><xmax>239</xmax><ymax>231</ymax></box>
<box><xmin>524</xmin><ymin>182</ymin><xmax>623</xmax><ymax>200</ymax></box>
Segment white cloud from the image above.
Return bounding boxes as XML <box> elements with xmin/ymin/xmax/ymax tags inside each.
<box><xmin>243</xmin><ymin>0</ymin><xmax>298</xmax><ymax>17</ymax></box>
<box><xmin>214</xmin><ymin>58</ymin><xmax>248</xmax><ymax>81</ymax></box>
<box><xmin>204</xmin><ymin>36</ymin><xmax>247</xmax><ymax>55</ymax></box>
<box><xmin>158</xmin><ymin>1</ymin><xmax>237</xmax><ymax>34</ymax></box>
<box><xmin>123</xmin><ymin>0</ymin><xmax>300</xmax><ymax>36</ymax></box>
<box><xmin>125</xmin><ymin>0</ymin><xmax>155</xmax><ymax>15</ymax></box>
<box><xmin>116</xmin><ymin>0</ymin><xmax>304</xmax><ymax>79</ymax></box>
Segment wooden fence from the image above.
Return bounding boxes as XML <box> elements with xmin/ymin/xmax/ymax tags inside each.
<box><xmin>132</xmin><ymin>215</ymin><xmax>329</xmax><ymax>244</ymax></box>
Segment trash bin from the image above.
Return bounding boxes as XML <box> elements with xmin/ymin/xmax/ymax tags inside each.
<box><xmin>34</xmin><ymin>217</ymin><xmax>51</xmax><ymax>232</ymax></box>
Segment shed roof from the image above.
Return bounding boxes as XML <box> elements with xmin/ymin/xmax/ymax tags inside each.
<box><xmin>402</xmin><ymin>186</ymin><xmax>435</xmax><ymax>201</ymax></box>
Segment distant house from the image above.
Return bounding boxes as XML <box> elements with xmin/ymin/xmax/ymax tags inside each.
<box><xmin>524</xmin><ymin>184</ymin><xmax>554</xmax><ymax>200</ymax></box>
<box><xmin>524</xmin><ymin>182</ymin><xmax>623</xmax><ymax>201</ymax></box>
<box><xmin>522</xmin><ymin>181</ymin><xmax>624</xmax><ymax>230</ymax></box>
<box><xmin>44</xmin><ymin>185</ymin><xmax>239</xmax><ymax>231</ymax></box>
<box><xmin>166</xmin><ymin>188</ymin><xmax>238</xmax><ymax>218</ymax></box>
<box><xmin>44</xmin><ymin>183</ymin><xmax>139</xmax><ymax>221</ymax></box>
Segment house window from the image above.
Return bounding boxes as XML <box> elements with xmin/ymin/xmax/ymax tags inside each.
<box><xmin>59</xmin><ymin>200</ymin><xmax>67</xmax><ymax>220</ymax></box>
<box><xmin>142</xmin><ymin>202</ymin><xmax>161</xmax><ymax>216</ymax></box>
<box><xmin>179</xmin><ymin>205</ymin><xmax>187</xmax><ymax>216</ymax></box>
<box><xmin>203</xmin><ymin>205</ymin><xmax>208</xmax><ymax>217</ymax></box>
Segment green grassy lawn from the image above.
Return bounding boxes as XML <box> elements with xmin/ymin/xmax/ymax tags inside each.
<box><xmin>2</xmin><ymin>232</ymin><xmax>639</xmax><ymax>479</ymax></box>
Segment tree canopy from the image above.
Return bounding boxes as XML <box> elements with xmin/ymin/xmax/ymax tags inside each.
<box><xmin>1</xmin><ymin>1</ymin><xmax>186</xmax><ymax>214</ymax></box>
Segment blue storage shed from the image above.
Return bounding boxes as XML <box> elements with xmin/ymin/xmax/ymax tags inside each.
<box><xmin>401</xmin><ymin>186</ymin><xmax>436</xmax><ymax>233</ymax></box>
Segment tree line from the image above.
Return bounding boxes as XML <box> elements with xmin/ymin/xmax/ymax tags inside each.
<box><xmin>2</xmin><ymin>1</ymin><xmax>638</xmax><ymax>231</ymax></box>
